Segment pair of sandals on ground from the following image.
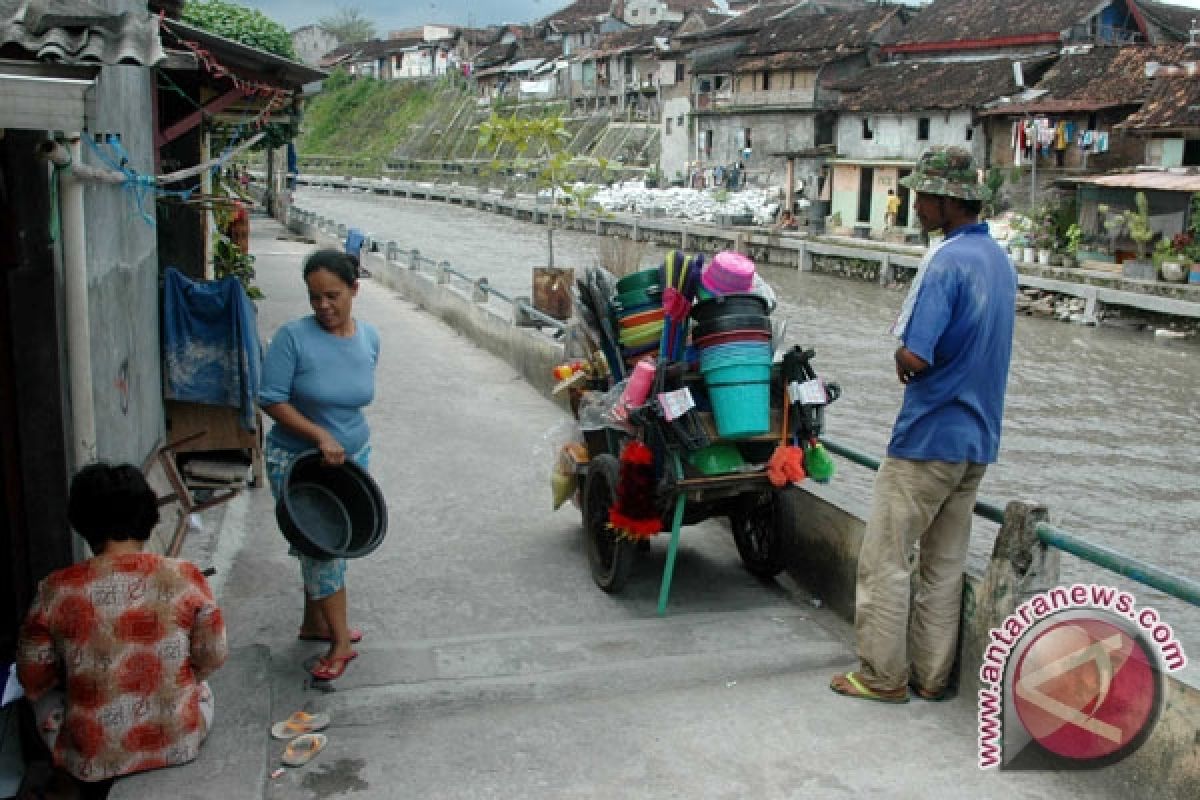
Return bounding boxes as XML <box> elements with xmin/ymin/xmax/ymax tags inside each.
<box><xmin>830</xmin><ymin>671</ymin><xmax>950</xmax><ymax>704</ymax></box>
<box><xmin>271</xmin><ymin>711</ymin><xmax>332</xmax><ymax>767</ymax></box>
<box><xmin>299</xmin><ymin>626</ymin><xmax>363</xmax><ymax>681</ymax></box>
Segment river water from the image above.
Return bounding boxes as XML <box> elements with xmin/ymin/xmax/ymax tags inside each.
<box><xmin>293</xmin><ymin>186</ymin><xmax>1200</xmax><ymax>666</ymax></box>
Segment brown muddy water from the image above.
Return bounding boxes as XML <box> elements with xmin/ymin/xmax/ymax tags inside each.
<box><xmin>294</xmin><ymin>187</ymin><xmax>1200</xmax><ymax>671</ymax></box>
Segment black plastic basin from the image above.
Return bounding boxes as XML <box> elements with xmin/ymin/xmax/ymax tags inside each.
<box><xmin>276</xmin><ymin>451</ymin><xmax>388</xmax><ymax>559</ymax></box>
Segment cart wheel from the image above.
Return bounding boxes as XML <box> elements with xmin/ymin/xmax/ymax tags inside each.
<box><xmin>729</xmin><ymin>487</ymin><xmax>798</xmax><ymax>579</ymax></box>
<box><xmin>583</xmin><ymin>454</ymin><xmax>634</xmax><ymax>593</ymax></box>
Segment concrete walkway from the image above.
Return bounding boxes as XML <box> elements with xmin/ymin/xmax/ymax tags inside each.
<box><xmin>114</xmin><ymin>213</ymin><xmax>1137</xmax><ymax>799</ymax></box>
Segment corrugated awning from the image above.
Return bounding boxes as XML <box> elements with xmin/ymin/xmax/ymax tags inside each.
<box><xmin>1076</xmin><ymin>171</ymin><xmax>1200</xmax><ymax>192</ymax></box>
<box><xmin>504</xmin><ymin>58</ymin><xmax>545</xmax><ymax>73</ymax></box>
<box><xmin>0</xmin><ymin>0</ymin><xmax>166</xmax><ymax>65</ymax></box>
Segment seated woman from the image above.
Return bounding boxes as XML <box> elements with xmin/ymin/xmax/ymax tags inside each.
<box><xmin>776</xmin><ymin>209</ymin><xmax>798</xmax><ymax>231</ymax></box>
<box><xmin>17</xmin><ymin>463</ymin><xmax>228</xmax><ymax>797</ymax></box>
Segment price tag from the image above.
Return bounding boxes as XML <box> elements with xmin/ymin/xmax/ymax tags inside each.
<box><xmin>657</xmin><ymin>388</ymin><xmax>695</xmax><ymax>421</ymax></box>
<box><xmin>788</xmin><ymin>379</ymin><xmax>827</xmax><ymax>406</ymax></box>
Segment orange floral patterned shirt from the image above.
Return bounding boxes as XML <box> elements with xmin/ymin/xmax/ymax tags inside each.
<box><xmin>17</xmin><ymin>553</ymin><xmax>228</xmax><ymax>782</ymax></box>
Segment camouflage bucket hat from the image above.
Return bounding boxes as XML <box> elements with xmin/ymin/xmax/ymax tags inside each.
<box><xmin>898</xmin><ymin>146</ymin><xmax>983</xmax><ymax>201</ymax></box>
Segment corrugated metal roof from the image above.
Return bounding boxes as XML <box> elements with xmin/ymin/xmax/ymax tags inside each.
<box><xmin>1081</xmin><ymin>172</ymin><xmax>1200</xmax><ymax>192</ymax></box>
<box><xmin>0</xmin><ymin>0</ymin><xmax>165</xmax><ymax>65</ymax></box>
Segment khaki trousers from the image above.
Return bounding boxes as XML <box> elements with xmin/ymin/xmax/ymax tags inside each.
<box><xmin>854</xmin><ymin>456</ymin><xmax>987</xmax><ymax>691</ymax></box>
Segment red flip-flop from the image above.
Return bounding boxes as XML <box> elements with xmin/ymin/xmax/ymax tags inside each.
<box><xmin>298</xmin><ymin>627</ymin><xmax>363</xmax><ymax>644</ymax></box>
<box><xmin>309</xmin><ymin>651</ymin><xmax>358</xmax><ymax>681</ymax></box>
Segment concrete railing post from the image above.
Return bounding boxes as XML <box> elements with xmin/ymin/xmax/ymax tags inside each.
<box><xmin>681</xmin><ymin>226</ymin><xmax>689</xmax><ymax>251</ymax></box>
<box><xmin>386</xmin><ymin>241</ymin><xmax>399</xmax><ymax>262</ymax></box>
<box><xmin>878</xmin><ymin>253</ymin><xmax>892</xmax><ymax>286</ymax></box>
<box><xmin>437</xmin><ymin>260</ymin><xmax>451</xmax><ymax>284</ymax></box>
<box><xmin>472</xmin><ymin>276</ymin><xmax>489</xmax><ymax>303</ymax></box>
<box><xmin>959</xmin><ymin>501</ymin><xmax>1058</xmax><ymax>694</ymax></box>
<box><xmin>410</xmin><ymin>249</ymin><xmax>421</xmax><ymax>271</ymax></box>
<box><xmin>799</xmin><ymin>242</ymin><xmax>813</xmax><ymax>272</ymax></box>
<box><xmin>337</xmin><ymin>223</ymin><xmax>347</xmax><ymax>241</ymax></box>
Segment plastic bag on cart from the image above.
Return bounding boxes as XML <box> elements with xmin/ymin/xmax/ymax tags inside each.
<box><xmin>577</xmin><ymin>382</ymin><xmax>635</xmax><ymax>431</ymax></box>
<box><xmin>542</xmin><ymin>419</ymin><xmax>587</xmax><ymax>510</ymax></box>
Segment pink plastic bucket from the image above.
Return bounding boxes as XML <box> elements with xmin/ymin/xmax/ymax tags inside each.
<box><xmin>702</xmin><ymin>251</ymin><xmax>756</xmax><ymax>295</ymax></box>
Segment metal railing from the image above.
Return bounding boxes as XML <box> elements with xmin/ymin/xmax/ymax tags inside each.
<box><xmin>820</xmin><ymin>438</ymin><xmax>1200</xmax><ymax>608</ymax></box>
<box><xmin>291</xmin><ymin>208</ymin><xmax>569</xmax><ymax>333</ymax></box>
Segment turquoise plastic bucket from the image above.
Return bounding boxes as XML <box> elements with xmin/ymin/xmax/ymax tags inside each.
<box><xmin>700</xmin><ymin>362</ymin><xmax>771</xmax><ymax>437</ymax></box>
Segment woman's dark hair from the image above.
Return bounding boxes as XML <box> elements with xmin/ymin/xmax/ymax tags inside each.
<box><xmin>303</xmin><ymin>249</ymin><xmax>359</xmax><ymax>287</ymax></box>
<box><xmin>67</xmin><ymin>462</ymin><xmax>160</xmax><ymax>551</ymax></box>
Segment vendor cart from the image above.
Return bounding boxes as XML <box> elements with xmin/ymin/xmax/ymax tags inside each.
<box><xmin>565</xmin><ymin>257</ymin><xmax>838</xmax><ymax>615</ymax></box>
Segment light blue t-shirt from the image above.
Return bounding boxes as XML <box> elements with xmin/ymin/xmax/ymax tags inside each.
<box><xmin>258</xmin><ymin>316</ymin><xmax>380</xmax><ymax>454</ymax></box>
<box><xmin>889</xmin><ymin>222</ymin><xmax>1016</xmax><ymax>464</ymax></box>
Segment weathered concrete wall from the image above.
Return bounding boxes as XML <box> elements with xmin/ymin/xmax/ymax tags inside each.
<box><xmin>695</xmin><ymin>111</ymin><xmax>815</xmax><ymax>187</ymax></box>
<box><xmin>84</xmin><ymin>64</ymin><xmax>163</xmax><ymax>467</ymax></box>
<box><xmin>660</xmin><ymin>96</ymin><xmax>692</xmax><ymax>182</ymax></box>
<box><xmin>836</xmin><ymin>110</ymin><xmax>982</xmax><ymax>164</ymax></box>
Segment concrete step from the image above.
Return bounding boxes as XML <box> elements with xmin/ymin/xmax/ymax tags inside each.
<box><xmin>269</xmin><ymin>607</ymin><xmax>849</xmax><ymax>727</ymax></box>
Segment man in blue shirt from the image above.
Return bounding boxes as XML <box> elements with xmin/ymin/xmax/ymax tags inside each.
<box><xmin>832</xmin><ymin>147</ymin><xmax>1016</xmax><ymax>703</ymax></box>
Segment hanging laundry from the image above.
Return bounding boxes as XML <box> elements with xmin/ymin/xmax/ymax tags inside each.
<box><xmin>1096</xmin><ymin>132</ymin><xmax>1109</xmax><ymax>152</ymax></box>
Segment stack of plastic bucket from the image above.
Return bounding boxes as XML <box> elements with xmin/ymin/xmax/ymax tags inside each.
<box><xmin>613</xmin><ymin>267</ymin><xmax>664</xmax><ymax>364</ymax></box>
<box><xmin>691</xmin><ymin>262</ymin><xmax>772</xmax><ymax>437</ymax></box>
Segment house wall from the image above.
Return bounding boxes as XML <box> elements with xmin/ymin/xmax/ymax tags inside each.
<box><xmin>661</xmin><ymin>95</ymin><xmax>692</xmax><ymax>180</ymax></box>
<box><xmin>84</xmin><ymin>65</ymin><xmax>164</xmax><ymax>466</ymax></box>
<box><xmin>694</xmin><ymin>111</ymin><xmax>817</xmax><ymax>188</ymax></box>
<box><xmin>837</xmin><ymin>110</ymin><xmax>982</xmax><ymax>162</ymax></box>
<box><xmin>984</xmin><ymin>113</ymin><xmax>1142</xmax><ymax>172</ymax></box>
<box><xmin>292</xmin><ymin>27</ymin><xmax>339</xmax><ymax>66</ymax></box>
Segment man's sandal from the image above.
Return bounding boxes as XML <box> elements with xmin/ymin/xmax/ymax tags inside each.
<box><xmin>309</xmin><ymin>651</ymin><xmax>358</xmax><ymax>681</ymax></box>
<box><xmin>909</xmin><ymin>681</ymin><xmax>951</xmax><ymax>702</ymax></box>
<box><xmin>271</xmin><ymin>711</ymin><xmax>331</xmax><ymax>740</ymax></box>
<box><xmin>282</xmin><ymin>733</ymin><xmax>327</xmax><ymax>767</ymax></box>
<box><xmin>829</xmin><ymin>671</ymin><xmax>909</xmax><ymax>704</ymax></box>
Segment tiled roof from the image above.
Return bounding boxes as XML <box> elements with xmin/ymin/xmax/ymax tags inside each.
<box><xmin>678</xmin><ymin>1</ymin><xmax>806</xmax><ymax>41</ymax></box>
<box><xmin>0</xmin><ymin>0</ymin><xmax>165</xmax><ymax>65</ymax></box>
<box><xmin>540</xmin><ymin>0</ymin><xmax>614</xmax><ymax>27</ymax></box>
<box><xmin>515</xmin><ymin>37</ymin><xmax>563</xmax><ymax>62</ymax></box>
<box><xmin>471</xmin><ymin>40</ymin><xmax>516</xmax><ymax>66</ymax></box>
<box><xmin>887</xmin><ymin>0</ymin><xmax>1117</xmax><ymax>47</ymax></box>
<box><xmin>742</xmin><ymin>6</ymin><xmax>902</xmax><ymax>56</ymax></box>
<box><xmin>1135</xmin><ymin>0</ymin><xmax>1199</xmax><ymax>41</ymax></box>
<box><xmin>1118</xmin><ymin>56</ymin><xmax>1200</xmax><ymax>131</ymax></box>
<box><xmin>585</xmin><ymin>21</ymin><xmax>673</xmax><ymax>56</ymax></box>
<box><xmin>982</xmin><ymin>44</ymin><xmax>1186</xmax><ymax>116</ymax></box>
<box><xmin>833</xmin><ymin>58</ymin><xmax>1026</xmax><ymax>112</ymax></box>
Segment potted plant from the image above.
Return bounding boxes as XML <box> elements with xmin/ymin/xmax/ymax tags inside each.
<box><xmin>1119</xmin><ymin>192</ymin><xmax>1156</xmax><ymax>280</ymax></box>
<box><xmin>1158</xmin><ymin>232</ymin><xmax>1192</xmax><ymax>282</ymax></box>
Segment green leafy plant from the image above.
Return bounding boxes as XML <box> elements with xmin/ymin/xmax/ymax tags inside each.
<box><xmin>1123</xmin><ymin>192</ymin><xmax>1154</xmax><ymax>261</ymax></box>
<box><xmin>477</xmin><ymin>112</ymin><xmax>576</xmax><ymax>265</ymax></box>
<box><xmin>1064</xmin><ymin>223</ymin><xmax>1083</xmax><ymax>255</ymax></box>
<box><xmin>982</xmin><ymin>167</ymin><xmax>1006</xmax><ymax>217</ymax></box>
<box><xmin>182</xmin><ymin>0</ymin><xmax>296</xmax><ymax>59</ymax></box>
<box><xmin>213</xmin><ymin>231</ymin><xmax>262</xmax><ymax>299</ymax></box>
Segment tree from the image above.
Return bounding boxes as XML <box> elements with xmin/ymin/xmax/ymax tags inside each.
<box><xmin>478</xmin><ymin>112</ymin><xmax>575</xmax><ymax>267</ymax></box>
<box><xmin>319</xmin><ymin>6</ymin><xmax>377</xmax><ymax>44</ymax></box>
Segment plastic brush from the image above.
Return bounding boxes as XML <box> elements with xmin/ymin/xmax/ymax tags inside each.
<box><xmin>803</xmin><ymin>438</ymin><xmax>836</xmax><ymax>483</ymax></box>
